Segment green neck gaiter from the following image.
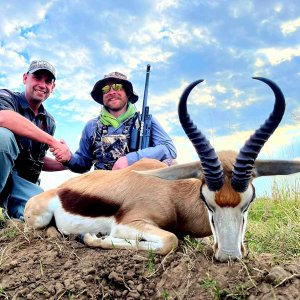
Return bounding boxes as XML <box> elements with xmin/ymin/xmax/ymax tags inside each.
<box><xmin>100</xmin><ymin>103</ymin><xmax>137</xmax><ymax>128</ymax></box>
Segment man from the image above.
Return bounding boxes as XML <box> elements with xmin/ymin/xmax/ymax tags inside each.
<box><xmin>0</xmin><ymin>60</ymin><xmax>67</xmax><ymax>220</ymax></box>
<box><xmin>54</xmin><ymin>71</ymin><xmax>177</xmax><ymax>172</ymax></box>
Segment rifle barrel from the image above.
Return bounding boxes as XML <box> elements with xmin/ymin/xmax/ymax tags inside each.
<box><xmin>141</xmin><ymin>64</ymin><xmax>151</xmax><ymax>122</ymax></box>
<box><xmin>139</xmin><ymin>64</ymin><xmax>151</xmax><ymax>149</ymax></box>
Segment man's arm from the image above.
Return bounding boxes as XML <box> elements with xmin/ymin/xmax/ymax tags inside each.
<box><xmin>56</xmin><ymin>120</ymin><xmax>95</xmax><ymax>173</ymax></box>
<box><xmin>0</xmin><ymin>110</ymin><xmax>64</xmax><ymax>150</ymax></box>
<box><xmin>114</xmin><ymin>117</ymin><xmax>176</xmax><ymax>169</ymax></box>
<box><xmin>42</xmin><ymin>156</ymin><xmax>68</xmax><ymax>171</ymax></box>
<box><xmin>124</xmin><ymin>116</ymin><xmax>177</xmax><ymax>166</ymax></box>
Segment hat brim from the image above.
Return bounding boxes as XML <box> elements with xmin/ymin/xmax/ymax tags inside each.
<box><xmin>28</xmin><ymin>68</ymin><xmax>56</xmax><ymax>80</ymax></box>
<box><xmin>91</xmin><ymin>77</ymin><xmax>138</xmax><ymax>105</ymax></box>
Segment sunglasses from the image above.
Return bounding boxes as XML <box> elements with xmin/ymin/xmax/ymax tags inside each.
<box><xmin>102</xmin><ymin>83</ymin><xmax>123</xmax><ymax>94</ymax></box>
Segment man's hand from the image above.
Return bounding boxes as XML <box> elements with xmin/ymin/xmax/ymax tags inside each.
<box><xmin>43</xmin><ymin>156</ymin><xmax>68</xmax><ymax>171</ymax></box>
<box><xmin>50</xmin><ymin>139</ymin><xmax>72</xmax><ymax>163</ymax></box>
<box><xmin>112</xmin><ymin>156</ymin><xmax>129</xmax><ymax>170</ymax></box>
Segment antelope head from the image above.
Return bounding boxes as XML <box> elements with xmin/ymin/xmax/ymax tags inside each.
<box><xmin>179</xmin><ymin>77</ymin><xmax>298</xmax><ymax>262</ymax></box>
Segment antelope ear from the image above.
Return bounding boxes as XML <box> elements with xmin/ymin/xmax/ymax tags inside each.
<box><xmin>254</xmin><ymin>160</ymin><xmax>300</xmax><ymax>177</ymax></box>
<box><xmin>134</xmin><ymin>161</ymin><xmax>203</xmax><ymax>180</ymax></box>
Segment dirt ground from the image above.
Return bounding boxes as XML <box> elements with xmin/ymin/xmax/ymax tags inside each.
<box><xmin>0</xmin><ymin>219</ymin><xmax>299</xmax><ymax>300</ymax></box>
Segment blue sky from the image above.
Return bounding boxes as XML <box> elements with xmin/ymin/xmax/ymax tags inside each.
<box><xmin>1</xmin><ymin>0</ymin><xmax>300</xmax><ymax>196</ymax></box>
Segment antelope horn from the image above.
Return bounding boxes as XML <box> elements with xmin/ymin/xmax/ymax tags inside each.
<box><xmin>178</xmin><ymin>79</ymin><xmax>223</xmax><ymax>191</ymax></box>
<box><xmin>231</xmin><ymin>77</ymin><xmax>286</xmax><ymax>192</ymax></box>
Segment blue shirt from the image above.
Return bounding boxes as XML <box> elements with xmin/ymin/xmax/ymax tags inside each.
<box><xmin>67</xmin><ymin>116</ymin><xmax>177</xmax><ymax>173</ymax></box>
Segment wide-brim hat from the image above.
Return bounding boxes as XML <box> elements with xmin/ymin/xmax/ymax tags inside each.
<box><xmin>91</xmin><ymin>71</ymin><xmax>139</xmax><ymax>105</ymax></box>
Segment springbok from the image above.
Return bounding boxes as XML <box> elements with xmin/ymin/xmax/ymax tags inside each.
<box><xmin>24</xmin><ymin>77</ymin><xmax>300</xmax><ymax>262</ymax></box>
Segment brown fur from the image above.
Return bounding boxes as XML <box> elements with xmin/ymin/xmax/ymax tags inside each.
<box><xmin>204</xmin><ymin>150</ymin><xmax>243</xmax><ymax>207</ymax></box>
<box><xmin>25</xmin><ymin>153</ymin><xmax>255</xmax><ymax>255</ymax></box>
<box><xmin>30</xmin><ymin>159</ymin><xmax>212</xmax><ymax>237</ymax></box>
<box><xmin>25</xmin><ymin>189</ymin><xmax>57</xmax><ymax>227</ymax></box>
<box><xmin>58</xmin><ymin>188</ymin><xmax>121</xmax><ymax>217</ymax></box>
<box><xmin>215</xmin><ymin>178</ymin><xmax>241</xmax><ymax>207</ymax></box>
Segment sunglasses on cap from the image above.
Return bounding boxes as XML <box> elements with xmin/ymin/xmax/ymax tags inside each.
<box><xmin>102</xmin><ymin>83</ymin><xmax>123</xmax><ymax>94</ymax></box>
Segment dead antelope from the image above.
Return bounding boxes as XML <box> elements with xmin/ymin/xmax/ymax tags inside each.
<box><xmin>24</xmin><ymin>77</ymin><xmax>300</xmax><ymax>262</ymax></box>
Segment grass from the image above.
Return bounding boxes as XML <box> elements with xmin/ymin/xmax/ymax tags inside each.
<box><xmin>161</xmin><ymin>290</ymin><xmax>171</xmax><ymax>299</ymax></box>
<box><xmin>183</xmin><ymin>235</ymin><xmax>207</xmax><ymax>252</ymax></box>
<box><xmin>146</xmin><ymin>249</ymin><xmax>156</xmax><ymax>273</ymax></box>
<box><xmin>200</xmin><ymin>274</ymin><xmax>233</xmax><ymax>300</ymax></box>
<box><xmin>246</xmin><ymin>183</ymin><xmax>300</xmax><ymax>259</ymax></box>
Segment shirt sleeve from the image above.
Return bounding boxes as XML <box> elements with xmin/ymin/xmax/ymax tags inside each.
<box><xmin>126</xmin><ymin>116</ymin><xmax>177</xmax><ymax>165</ymax></box>
<box><xmin>66</xmin><ymin>120</ymin><xmax>95</xmax><ymax>173</ymax></box>
<box><xmin>0</xmin><ymin>90</ymin><xmax>17</xmax><ymax>111</ymax></box>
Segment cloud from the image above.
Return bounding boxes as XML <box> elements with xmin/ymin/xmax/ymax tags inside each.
<box><xmin>228</xmin><ymin>1</ymin><xmax>254</xmax><ymax>18</ymax></box>
<box><xmin>154</xmin><ymin>111</ymin><xmax>178</xmax><ymax>133</ymax></box>
<box><xmin>129</xmin><ymin>18</ymin><xmax>216</xmax><ymax>50</ymax></box>
<box><xmin>155</xmin><ymin>0</ymin><xmax>179</xmax><ymax>12</ymax></box>
<box><xmin>172</xmin><ymin>136</ymin><xmax>198</xmax><ymax>163</ymax></box>
<box><xmin>122</xmin><ymin>46</ymin><xmax>174</xmax><ymax>69</ymax></box>
<box><xmin>173</xmin><ymin>123</ymin><xmax>300</xmax><ymax>168</ymax></box>
<box><xmin>56</xmin><ymin>70</ymin><xmax>94</xmax><ymax>102</ymax></box>
<box><xmin>281</xmin><ymin>17</ymin><xmax>300</xmax><ymax>35</ymax></box>
<box><xmin>214</xmin><ymin>123</ymin><xmax>300</xmax><ymax>158</ymax></box>
<box><xmin>0</xmin><ymin>1</ymin><xmax>54</xmax><ymax>36</ymax></box>
<box><xmin>0</xmin><ymin>48</ymin><xmax>27</xmax><ymax>88</ymax></box>
<box><xmin>255</xmin><ymin>46</ymin><xmax>300</xmax><ymax>66</ymax></box>
<box><xmin>151</xmin><ymin>80</ymin><xmax>224</xmax><ymax>111</ymax></box>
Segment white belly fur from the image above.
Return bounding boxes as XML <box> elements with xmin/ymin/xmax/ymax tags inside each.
<box><xmin>49</xmin><ymin>196</ymin><xmax>115</xmax><ymax>235</ymax></box>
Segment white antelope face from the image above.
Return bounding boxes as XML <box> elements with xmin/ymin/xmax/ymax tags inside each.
<box><xmin>179</xmin><ymin>77</ymin><xmax>287</xmax><ymax>261</ymax></box>
<box><xmin>201</xmin><ymin>183</ymin><xmax>255</xmax><ymax>262</ymax></box>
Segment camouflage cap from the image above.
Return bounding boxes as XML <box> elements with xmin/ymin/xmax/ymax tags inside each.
<box><xmin>27</xmin><ymin>60</ymin><xmax>56</xmax><ymax>80</ymax></box>
<box><xmin>91</xmin><ymin>71</ymin><xmax>139</xmax><ymax>105</ymax></box>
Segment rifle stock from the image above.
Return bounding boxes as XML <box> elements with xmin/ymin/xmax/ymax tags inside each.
<box><xmin>141</xmin><ymin>106</ymin><xmax>151</xmax><ymax>149</ymax></box>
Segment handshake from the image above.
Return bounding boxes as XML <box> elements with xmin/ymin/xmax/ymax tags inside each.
<box><xmin>49</xmin><ymin>139</ymin><xmax>72</xmax><ymax>164</ymax></box>
<box><xmin>48</xmin><ymin>138</ymin><xmax>129</xmax><ymax>170</ymax></box>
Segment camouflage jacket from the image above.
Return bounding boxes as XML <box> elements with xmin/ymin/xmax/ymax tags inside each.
<box><xmin>66</xmin><ymin>114</ymin><xmax>177</xmax><ymax>173</ymax></box>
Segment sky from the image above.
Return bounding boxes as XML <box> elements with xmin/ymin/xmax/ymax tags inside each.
<box><xmin>1</xmin><ymin>0</ymin><xmax>300</xmax><ymax>197</ymax></box>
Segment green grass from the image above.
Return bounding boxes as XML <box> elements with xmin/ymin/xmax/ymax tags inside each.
<box><xmin>246</xmin><ymin>186</ymin><xmax>300</xmax><ymax>259</ymax></box>
<box><xmin>183</xmin><ymin>235</ymin><xmax>207</xmax><ymax>252</ymax></box>
<box><xmin>161</xmin><ymin>290</ymin><xmax>171</xmax><ymax>299</ymax></box>
<box><xmin>146</xmin><ymin>249</ymin><xmax>156</xmax><ymax>273</ymax></box>
<box><xmin>200</xmin><ymin>274</ymin><xmax>230</xmax><ymax>299</ymax></box>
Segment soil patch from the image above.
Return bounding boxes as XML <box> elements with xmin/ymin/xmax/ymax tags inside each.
<box><xmin>0</xmin><ymin>220</ymin><xmax>299</xmax><ymax>299</ymax></box>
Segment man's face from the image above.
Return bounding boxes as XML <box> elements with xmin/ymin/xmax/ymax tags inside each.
<box><xmin>23</xmin><ymin>70</ymin><xmax>55</xmax><ymax>103</ymax></box>
<box><xmin>102</xmin><ymin>81</ymin><xmax>128</xmax><ymax>113</ymax></box>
